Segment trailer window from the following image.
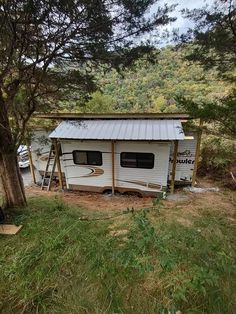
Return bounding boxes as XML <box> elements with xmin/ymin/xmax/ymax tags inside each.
<box><xmin>73</xmin><ymin>151</ymin><xmax>102</xmax><ymax>166</ymax></box>
<box><xmin>120</xmin><ymin>152</ymin><xmax>154</xmax><ymax>169</ymax></box>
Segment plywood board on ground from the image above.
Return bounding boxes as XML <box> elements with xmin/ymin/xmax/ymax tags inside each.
<box><xmin>0</xmin><ymin>224</ymin><xmax>23</xmax><ymax>235</ymax></box>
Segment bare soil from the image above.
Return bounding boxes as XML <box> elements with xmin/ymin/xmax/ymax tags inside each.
<box><xmin>25</xmin><ymin>180</ymin><xmax>236</xmax><ymax>227</ymax></box>
<box><xmin>162</xmin><ymin>188</ymin><xmax>236</xmax><ymax>227</ymax></box>
<box><xmin>25</xmin><ymin>186</ymin><xmax>153</xmax><ymax>212</ymax></box>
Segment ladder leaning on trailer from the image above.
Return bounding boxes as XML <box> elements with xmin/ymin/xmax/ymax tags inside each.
<box><xmin>41</xmin><ymin>144</ymin><xmax>56</xmax><ymax>191</ymax></box>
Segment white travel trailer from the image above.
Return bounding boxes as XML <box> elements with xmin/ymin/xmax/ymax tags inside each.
<box><xmin>30</xmin><ymin>114</ymin><xmax>199</xmax><ymax>196</ymax></box>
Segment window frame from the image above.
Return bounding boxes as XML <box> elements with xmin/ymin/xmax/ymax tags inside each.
<box><xmin>120</xmin><ymin>152</ymin><xmax>155</xmax><ymax>169</ymax></box>
<box><xmin>72</xmin><ymin>150</ymin><xmax>103</xmax><ymax>166</ymax></box>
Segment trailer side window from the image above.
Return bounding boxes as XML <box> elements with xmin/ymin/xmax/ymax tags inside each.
<box><xmin>120</xmin><ymin>152</ymin><xmax>154</xmax><ymax>169</ymax></box>
<box><xmin>73</xmin><ymin>150</ymin><xmax>102</xmax><ymax>166</ymax></box>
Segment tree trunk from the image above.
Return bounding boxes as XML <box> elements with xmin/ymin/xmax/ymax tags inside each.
<box><xmin>0</xmin><ymin>93</ymin><xmax>27</xmax><ymax>209</ymax></box>
<box><xmin>0</xmin><ymin>151</ymin><xmax>26</xmax><ymax>208</ymax></box>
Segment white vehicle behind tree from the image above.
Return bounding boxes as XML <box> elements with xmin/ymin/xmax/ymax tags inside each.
<box><xmin>17</xmin><ymin>145</ymin><xmax>30</xmax><ymax>169</ymax></box>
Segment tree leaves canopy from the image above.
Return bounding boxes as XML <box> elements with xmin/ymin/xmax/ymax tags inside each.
<box><xmin>177</xmin><ymin>0</ymin><xmax>236</xmax><ymax>137</ymax></box>
<box><xmin>180</xmin><ymin>0</ymin><xmax>236</xmax><ymax>76</ymax></box>
<box><xmin>72</xmin><ymin>47</ymin><xmax>231</xmax><ymax>115</ymax></box>
<box><xmin>0</xmin><ymin>0</ymin><xmax>175</xmax><ymax>147</ymax></box>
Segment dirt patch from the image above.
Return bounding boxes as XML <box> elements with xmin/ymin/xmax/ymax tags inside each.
<box><xmin>25</xmin><ymin>184</ymin><xmax>236</xmax><ymax>221</ymax></box>
<box><xmin>166</xmin><ymin>193</ymin><xmax>189</xmax><ymax>202</ymax></box>
<box><xmin>163</xmin><ymin>190</ymin><xmax>236</xmax><ymax>226</ymax></box>
<box><xmin>25</xmin><ymin>186</ymin><xmax>153</xmax><ymax>212</ymax></box>
<box><xmin>110</xmin><ymin>229</ymin><xmax>128</xmax><ymax>237</ymax></box>
<box><xmin>189</xmin><ymin>191</ymin><xmax>236</xmax><ymax>215</ymax></box>
<box><xmin>228</xmin><ymin>217</ymin><xmax>236</xmax><ymax>225</ymax></box>
<box><xmin>176</xmin><ymin>217</ymin><xmax>193</xmax><ymax>227</ymax></box>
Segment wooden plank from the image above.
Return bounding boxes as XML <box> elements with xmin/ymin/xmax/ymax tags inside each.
<box><xmin>192</xmin><ymin>119</ymin><xmax>204</xmax><ymax>186</ymax></box>
<box><xmin>27</xmin><ymin>146</ymin><xmax>36</xmax><ymax>184</ymax></box>
<box><xmin>54</xmin><ymin>139</ymin><xmax>63</xmax><ymax>190</ymax></box>
<box><xmin>111</xmin><ymin>141</ymin><xmax>115</xmax><ymax>194</ymax></box>
<box><xmin>0</xmin><ymin>224</ymin><xmax>23</xmax><ymax>235</ymax></box>
<box><xmin>34</xmin><ymin>112</ymin><xmax>192</xmax><ymax>120</ymax></box>
<box><xmin>170</xmin><ymin>140</ymin><xmax>179</xmax><ymax>194</ymax></box>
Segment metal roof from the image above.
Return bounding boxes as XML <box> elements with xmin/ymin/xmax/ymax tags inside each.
<box><xmin>49</xmin><ymin>119</ymin><xmax>185</xmax><ymax>141</ymax></box>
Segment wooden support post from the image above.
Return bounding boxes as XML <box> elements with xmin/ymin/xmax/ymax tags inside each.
<box><xmin>111</xmin><ymin>141</ymin><xmax>115</xmax><ymax>195</ymax></box>
<box><xmin>170</xmin><ymin>140</ymin><xmax>179</xmax><ymax>194</ymax></box>
<box><xmin>27</xmin><ymin>146</ymin><xmax>36</xmax><ymax>184</ymax></box>
<box><xmin>192</xmin><ymin>119</ymin><xmax>203</xmax><ymax>186</ymax></box>
<box><xmin>54</xmin><ymin>139</ymin><xmax>63</xmax><ymax>190</ymax></box>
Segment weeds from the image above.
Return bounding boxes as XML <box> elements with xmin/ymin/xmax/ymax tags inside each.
<box><xmin>0</xmin><ymin>196</ymin><xmax>235</xmax><ymax>313</ymax></box>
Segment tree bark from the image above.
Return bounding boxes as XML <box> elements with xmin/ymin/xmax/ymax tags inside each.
<box><xmin>0</xmin><ymin>151</ymin><xmax>26</xmax><ymax>209</ymax></box>
<box><xmin>0</xmin><ymin>93</ymin><xmax>27</xmax><ymax>209</ymax></box>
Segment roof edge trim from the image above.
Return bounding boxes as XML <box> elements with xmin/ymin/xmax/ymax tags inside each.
<box><xmin>34</xmin><ymin>112</ymin><xmax>192</xmax><ymax>120</ymax></box>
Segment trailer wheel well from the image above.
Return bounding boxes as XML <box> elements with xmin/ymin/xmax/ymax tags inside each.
<box><xmin>122</xmin><ymin>191</ymin><xmax>143</xmax><ymax>198</ymax></box>
<box><xmin>102</xmin><ymin>189</ymin><xmax>113</xmax><ymax>194</ymax></box>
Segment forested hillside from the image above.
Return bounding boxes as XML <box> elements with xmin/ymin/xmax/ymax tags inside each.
<box><xmin>72</xmin><ymin>46</ymin><xmax>234</xmax><ymax>184</ymax></box>
<box><xmin>76</xmin><ymin>47</ymin><xmax>232</xmax><ymax>113</ymax></box>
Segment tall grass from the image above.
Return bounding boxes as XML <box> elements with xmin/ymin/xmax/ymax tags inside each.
<box><xmin>0</xmin><ymin>196</ymin><xmax>235</xmax><ymax>313</ymax></box>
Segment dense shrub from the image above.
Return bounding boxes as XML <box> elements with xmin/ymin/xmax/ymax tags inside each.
<box><xmin>199</xmin><ymin>136</ymin><xmax>236</xmax><ymax>188</ymax></box>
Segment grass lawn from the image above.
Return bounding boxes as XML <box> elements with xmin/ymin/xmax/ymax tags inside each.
<box><xmin>0</xmin><ymin>191</ymin><xmax>235</xmax><ymax>313</ymax></box>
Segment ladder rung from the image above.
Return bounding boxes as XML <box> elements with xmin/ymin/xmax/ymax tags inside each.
<box><xmin>41</xmin><ymin>144</ymin><xmax>57</xmax><ymax>191</ymax></box>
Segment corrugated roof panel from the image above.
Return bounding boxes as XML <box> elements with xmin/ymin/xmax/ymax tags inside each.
<box><xmin>154</xmin><ymin>122</ymin><xmax>159</xmax><ymax>140</ymax></box>
<box><xmin>165</xmin><ymin>120</ymin><xmax>170</xmax><ymax>139</ymax></box>
<box><xmin>49</xmin><ymin>119</ymin><xmax>185</xmax><ymax>141</ymax></box>
<box><xmin>117</xmin><ymin>121</ymin><xmax>124</xmax><ymax>139</ymax></box>
<box><xmin>125</xmin><ymin>121</ymin><xmax>133</xmax><ymax>140</ymax></box>
<box><xmin>98</xmin><ymin>120</ymin><xmax>109</xmax><ymax>139</ymax></box>
<box><xmin>146</xmin><ymin>121</ymin><xmax>152</xmax><ymax>140</ymax></box>
<box><xmin>134</xmin><ymin>120</ymin><xmax>140</xmax><ymax>140</ymax></box>
<box><xmin>116</xmin><ymin>120</ymin><xmax>127</xmax><ymax>139</ymax></box>
<box><xmin>131</xmin><ymin>121</ymin><xmax>137</xmax><ymax>139</ymax></box>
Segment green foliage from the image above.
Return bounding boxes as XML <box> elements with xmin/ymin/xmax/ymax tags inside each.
<box><xmin>79</xmin><ymin>47</ymin><xmax>231</xmax><ymax>114</ymax></box>
<box><xmin>177</xmin><ymin>88</ymin><xmax>236</xmax><ymax>138</ymax></box>
<box><xmin>181</xmin><ymin>0</ymin><xmax>236</xmax><ymax>75</ymax></box>
<box><xmin>0</xmin><ymin>0</ymin><xmax>174</xmax><ymax>148</ymax></box>
<box><xmin>178</xmin><ymin>0</ymin><xmax>236</xmax><ymax>137</ymax></box>
<box><xmin>200</xmin><ymin>135</ymin><xmax>236</xmax><ymax>176</ymax></box>
<box><xmin>0</xmin><ymin>196</ymin><xmax>235</xmax><ymax>313</ymax></box>
<box><xmin>80</xmin><ymin>91</ymin><xmax>113</xmax><ymax>113</ymax></box>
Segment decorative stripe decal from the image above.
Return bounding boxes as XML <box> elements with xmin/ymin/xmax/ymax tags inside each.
<box><xmin>77</xmin><ymin>166</ymin><xmax>104</xmax><ymax>178</ymax></box>
<box><xmin>116</xmin><ymin>179</ymin><xmax>162</xmax><ymax>191</ymax></box>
